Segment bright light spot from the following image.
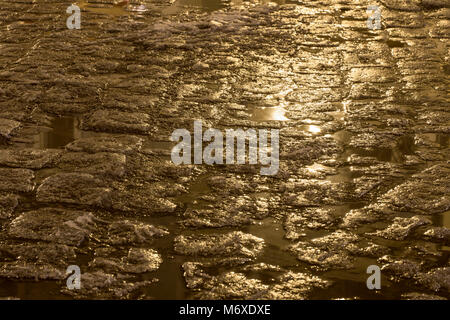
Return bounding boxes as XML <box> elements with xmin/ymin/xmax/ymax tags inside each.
<box><xmin>308</xmin><ymin>125</ymin><xmax>321</xmax><ymax>134</ymax></box>
<box><xmin>306</xmin><ymin>163</ymin><xmax>327</xmax><ymax>174</ymax></box>
<box><xmin>134</xmin><ymin>5</ymin><xmax>147</xmax><ymax>12</ymax></box>
<box><xmin>271</xmin><ymin>108</ymin><xmax>289</xmax><ymax>121</ymax></box>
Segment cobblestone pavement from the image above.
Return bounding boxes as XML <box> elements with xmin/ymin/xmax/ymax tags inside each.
<box><xmin>0</xmin><ymin>0</ymin><xmax>449</xmax><ymax>299</ymax></box>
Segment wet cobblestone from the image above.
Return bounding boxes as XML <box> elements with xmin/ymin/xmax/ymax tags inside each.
<box><xmin>0</xmin><ymin>0</ymin><xmax>448</xmax><ymax>299</ymax></box>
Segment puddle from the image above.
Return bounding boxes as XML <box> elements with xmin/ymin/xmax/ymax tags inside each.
<box><xmin>246</xmin><ymin>217</ymin><xmax>299</xmax><ymax>267</ymax></box>
<box><xmin>162</xmin><ymin>0</ymin><xmax>226</xmax><ymax>14</ymax></box>
<box><xmin>298</xmin><ymin>124</ymin><xmax>322</xmax><ymax>135</ymax></box>
<box><xmin>162</xmin><ymin>0</ymin><xmax>297</xmax><ymax>15</ymax></box>
<box><xmin>250</xmin><ymin>106</ymin><xmax>289</xmax><ymax>121</ymax></box>
<box><xmin>434</xmin><ymin>210</ymin><xmax>450</xmax><ymax>229</ymax></box>
<box><xmin>77</xmin><ymin>1</ymin><xmax>130</xmax><ymax>17</ymax></box>
<box><xmin>0</xmin><ymin>279</ymin><xmax>69</xmax><ymax>300</ymax></box>
<box><xmin>333</xmin><ymin>131</ymin><xmax>416</xmax><ymax>164</ymax></box>
<box><xmin>420</xmin><ymin>133</ymin><xmax>449</xmax><ymax>148</ymax></box>
<box><xmin>386</xmin><ymin>40</ymin><xmax>406</xmax><ymax>48</ymax></box>
<box><xmin>443</xmin><ymin>211</ymin><xmax>450</xmax><ymax>229</ymax></box>
<box><xmin>143</xmin><ymin>255</ymin><xmax>190</xmax><ymax>299</ymax></box>
<box><xmin>1</xmin><ymin>0</ymin><xmax>449</xmax><ymax>301</ymax></box>
<box><xmin>352</xmin><ymin>135</ymin><xmax>415</xmax><ymax>163</ymax></box>
<box><xmin>350</xmin><ymin>147</ymin><xmax>405</xmax><ymax>163</ymax></box>
<box><xmin>34</xmin><ymin>117</ymin><xmax>82</xmax><ymax>149</ymax></box>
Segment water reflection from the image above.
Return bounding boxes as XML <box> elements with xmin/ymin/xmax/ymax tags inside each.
<box><xmin>250</xmin><ymin>106</ymin><xmax>289</xmax><ymax>121</ymax></box>
<box><xmin>163</xmin><ymin>0</ymin><xmax>293</xmax><ymax>14</ymax></box>
<box><xmin>77</xmin><ymin>0</ymin><xmax>130</xmax><ymax>17</ymax></box>
<box><xmin>2</xmin><ymin>0</ymin><xmax>447</xmax><ymax>301</ymax></box>
<box><xmin>444</xmin><ymin>211</ymin><xmax>450</xmax><ymax>228</ymax></box>
<box><xmin>306</xmin><ymin>125</ymin><xmax>321</xmax><ymax>134</ymax></box>
<box><xmin>333</xmin><ymin>131</ymin><xmax>416</xmax><ymax>164</ymax></box>
<box><xmin>435</xmin><ymin>210</ymin><xmax>450</xmax><ymax>229</ymax></box>
<box><xmin>421</xmin><ymin>133</ymin><xmax>449</xmax><ymax>148</ymax></box>
<box><xmin>176</xmin><ymin>0</ymin><xmax>225</xmax><ymax>12</ymax></box>
<box><xmin>355</xmin><ymin>135</ymin><xmax>415</xmax><ymax>163</ymax></box>
<box><xmin>297</xmin><ymin>124</ymin><xmax>322</xmax><ymax>135</ymax></box>
<box><xmin>77</xmin><ymin>0</ymin><xmax>294</xmax><ymax>18</ymax></box>
<box><xmin>34</xmin><ymin>117</ymin><xmax>81</xmax><ymax>149</ymax></box>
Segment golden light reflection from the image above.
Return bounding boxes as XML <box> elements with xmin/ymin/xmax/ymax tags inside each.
<box><xmin>270</xmin><ymin>107</ymin><xmax>289</xmax><ymax>121</ymax></box>
<box><xmin>77</xmin><ymin>0</ymin><xmax>130</xmax><ymax>17</ymax></box>
<box><xmin>251</xmin><ymin>106</ymin><xmax>289</xmax><ymax>121</ymax></box>
<box><xmin>306</xmin><ymin>163</ymin><xmax>326</xmax><ymax>174</ymax></box>
<box><xmin>307</xmin><ymin>125</ymin><xmax>321</xmax><ymax>134</ymax></box>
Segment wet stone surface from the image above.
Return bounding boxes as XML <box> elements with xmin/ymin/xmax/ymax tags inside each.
<box><xmin>0</xmin><ymin>0</ymin><xmax>449</xmax><ymax>299</ymax></box>
<box><xmin>8</xmin><ymin>208</ymin><xmax>97</xmax><ymax>246</ymax></box>
<box><xmin>36</xmin><ymin>173</ymin><xmax>113</xmax><ymax>207</ymax></box>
